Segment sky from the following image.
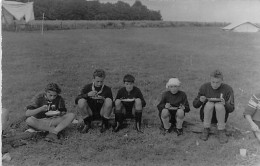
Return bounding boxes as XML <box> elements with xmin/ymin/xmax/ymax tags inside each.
<box><xmin>99</xmin><ymin>0</ymin><xmax>260</xmax><ymax>22</ymax></box>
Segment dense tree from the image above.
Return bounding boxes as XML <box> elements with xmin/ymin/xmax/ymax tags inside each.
<box><xmin>20</xmin><ymin>0</ymin><xmax>161</xmax><ymax>20</ymax></box>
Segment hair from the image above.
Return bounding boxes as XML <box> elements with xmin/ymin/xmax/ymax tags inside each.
<box><xmin>210</xmin><ymin>70</ymin><xmax>223</xmax><ymax>80</ymax></box>
<box><xmin>45</xmin><ymin>83</ymin><xmax>61</xmax><ymax>94</ymax></box>
<box><xmin>93</xmin><ymin>69</ymin><xmax>106</xmax><ymax>78</ymax></box>
<box><xmin>123</xmin><ymin>74</ymin><xmax>135</xmax><ymax>83</ymax></box>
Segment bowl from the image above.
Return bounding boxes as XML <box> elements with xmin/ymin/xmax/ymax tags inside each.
<box><xmin>45</xmin><ymin>110</ymin><xmax>60</xmax><ymax>116</ymax></box>
<box><xmin>121</xmin><ymin>98</ymin><xmax>135</xmax><ymax>102</ymax></box>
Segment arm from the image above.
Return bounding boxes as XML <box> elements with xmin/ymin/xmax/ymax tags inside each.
<box><xmin>26</xmin><ymin>106</ymin><xmax>47</xmax><ymax>117</ymax></box>
<box><xmin>193</xmin><ymin>86</ymin><xmax>205</xmax><ymax>108</ymax></box>
<box><xmin>182</xmin><ymin>93</ymin><xmax>190</xmax><ymax>113</ymax></box>
<box><xmin>157</xmin><ymin>92</ymin><xmax>166</xmax><ymax>112</ymax></box>
<box><xmin>224</xmin><ymin>88</ymin><xmax>235</xmax><ymax>113</ymax></box>
<box><xmin>75</xmin><ymin>85</ymin><xmax>91</xmax><ymax>104</ymax></box>
<box><xmin>136</xmin><ymin>88</ymin><xmax>146</xmax><ymax>107</ymax></box>
<box><xmin>245</xmin><ymin>114</ymin><xmax>259</xmax><ymax>132</ymax></box>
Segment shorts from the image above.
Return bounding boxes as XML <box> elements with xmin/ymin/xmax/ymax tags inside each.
<box><xmin>88</xmin><ymin>99</ymin><xmax>104</xmax><ymax>120</ymax></box>
<box><xmin>122</xmin><ymin>101</ymin><xmax>135</xmax><ymax>119</ymax></box>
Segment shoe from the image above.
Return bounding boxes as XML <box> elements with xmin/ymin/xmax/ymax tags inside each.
<box><xmin>176</xmin><ymin>128</ymin><xmax>183</xmax><ymax>136</ymax></box>
<box><xmin>160</xmin><ymin>127</ymin><xmax>171</xmax><ymax>135</ymax></box>
<box><xmin>80</xmin><ymin>124</ymin><xmax>91</xmax><ymax>133</ymax></box>
<box><xmin>44</xmin><ymin>133</ymin><xmax>61</xmax><ymax>144</ymax></box>
<box><xmin>100</xmin><ymin>123</ymin><xmax>109</xmax><ymax>133</ymax></box>
<box><xmin>200</xmin><ymin>128</ymin><xmax>210</xmax><ymax>141</ymax></box>
<box><xmin>112</xmin><ymin>122</ymin><xmax>121</xmax><ymax>132</ymax></box>
<box><xmin>218</xmin><ymin>130</ymin><xmax>228</xmax><ymax>144</ymax></box>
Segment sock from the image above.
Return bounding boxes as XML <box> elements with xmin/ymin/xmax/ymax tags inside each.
<box><xmin>83</xmin><ymin>116</ymin><xmax>92</xmax><ymax>125</ymax></box>
<box><xmin>102</xmin><ymin>117</ymin><xmax>109</xmax><ymax>128</ymax></box>
<box><xmin>135</xmin><ymin>112</ymin><xmax>142</xmax><ymax>124</ymax></box>
<box><xmin>115</xmin><ymin>113</ymin><xmax>123</xmax><ymax>124</ymax></box>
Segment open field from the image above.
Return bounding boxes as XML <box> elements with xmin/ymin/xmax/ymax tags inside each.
<box><xmin>2</xmin><ymin>27</ymin><xmax>260</xmax><ymax>166</ymax></box>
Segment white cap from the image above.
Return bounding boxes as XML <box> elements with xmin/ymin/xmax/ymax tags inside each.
<box><xmin>166</xmin><ymin>78</ymin><xmax>181</xmax><ymax>88</ymax></box>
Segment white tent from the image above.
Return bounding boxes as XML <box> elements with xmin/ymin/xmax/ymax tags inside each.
<box><xmin>2</xmin><ymin>1</ymin><xmax>35</xmax><ymax>24</ymax></box>
<box><xmin>222</xmin><ymin>22</ymin><xmax>259</xmax><ymax>32</ymax></box>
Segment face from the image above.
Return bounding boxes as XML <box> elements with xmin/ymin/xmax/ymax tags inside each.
<box><xmin>124</xmin><ymin>82</ymin><xmax>134</xmax><ymax>92</ymax></box>
<box><xmin>93</xmin><ymin>76</ymin><xmax>104</xmax><ymax>87</ymax></box>
<box><xmin>46</xmin><ymin>90</ymin><xmax>58</xmax><ymax>101</ymax></box>
<box><xmin>210</xmin><ymin>77</ymin><xmax>223</xmax><ymax>90</ymax></box>
<box><xmin>168</xmin><ymin>85</ymin><xmax>180</xmax><ymax>94</ymax></box>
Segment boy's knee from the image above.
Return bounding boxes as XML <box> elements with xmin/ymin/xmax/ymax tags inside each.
<box><xmin>26</xmin><ymin>117</ymin><xmax>36</xmax><ymax>126</ymax></box>
<box><xmin>65</xmin><ymin>112</ymin><xmax>75</xmax><ymax>120</ymax></box>
<box><xmin>161</xmin><ymin>109</ymin><xmax>169</xmax><ymax>119</ymax></box>
<box><xmin>78</xmin><ymin>99</ymin><xmax>88</xmax><ymax>109</ymax></box>
<box><xmin>115</xmin><ymin>99</ymin><xmax>122</xmax><ymax>108</ymax></box>
<box><xmin>104</xmin><ymin>98</ymin><xmax>113</xmax><ymax>108</ymax></box>
<box><xmin>215</xmin><ymin>103</ymin><xmax>225</xmax><ymax>112</ymax></box>
<box><xmin>176</xmin><ymin>109</ymin><xmax>185</xmax><ymax>119</ymax></box>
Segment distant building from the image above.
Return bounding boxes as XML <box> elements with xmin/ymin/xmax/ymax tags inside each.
<box><xmin>222</xmin><ymin>22</ymin><xmax>259</xmax><ymax>32</ymax></box>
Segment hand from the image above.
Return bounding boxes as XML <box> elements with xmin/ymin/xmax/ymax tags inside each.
<box><xmin>179</xmin><ymin>104</ymin><xmax>185</xmax><ymax>110</ymax></box>
<box><xmin>88</xmin><ymin>91</ymin><xmax>97</xmax><ymax>97</ymax></box>
<box><xmin>220</xmin><ymin>98</ymin><xmax>225</xmax><ymax>105</ymax></box>
<box><xmin>41</xmin><ymin>105</ymin><xmax>48</xmax><ymax>112</ymax></box>
<box><xmin>200</xmin><ymin>96</ymin><xmax>207</xmax><ymax>103</ymax></box>
<box><xmin>165</xmin><ymin>103</ymin><xmax>171</xmax><ymax>109</ymax></box>
<box><xmin>60</xmin><ymin>111</ymin><xmax>66</xmax><ymax>116</ymax></box>
<box><xmin>251</xmin><ymin>122</ymin><xmax>260</xmax><ymax>132</ymax></box>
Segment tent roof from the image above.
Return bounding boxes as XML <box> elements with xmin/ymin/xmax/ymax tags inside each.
<box><xmin>222</xmin><ymin>22</ymin><xmax>260</xmax><ymax>30</ymax></box>
<box><xmin>2</xmin><ymin>1</ymin><xmax>35</xmax><ymax>23</ymax></box>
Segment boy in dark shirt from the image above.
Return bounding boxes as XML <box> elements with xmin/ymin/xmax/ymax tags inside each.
<box><xmin>75</xmin><ymin>69</ymin><xmax>113</xmax><ymax>133</ymax></box>
<box><xmin>157</xmin><ymin>78</ymin><xmax>190</xmax><ymax>136</ymax></box>
<box><xmin>193</xmin><ymin>70</ymin><xmax>234</xmax><ymax>144</ymax></box>
<box><xmin>113</xmin><ymin>74</ymin><xmax>146</xmax><ymax>132</ymax></box>
<box><xmin>25</xmin><ymin>83</ymin><xmax>75</xmax><ymax>144</ymax></box>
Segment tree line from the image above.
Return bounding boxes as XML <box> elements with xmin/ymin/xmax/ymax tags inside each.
<box><xmin>12</xmin><ymin>0</ymin><xmax>162</xmax><ymax>20</ymax></box>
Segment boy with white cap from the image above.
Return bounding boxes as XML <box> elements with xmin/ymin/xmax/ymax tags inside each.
<box><xmin>157</xmin><ymin>78</ymin><xmax>190</xmax><ymax>135</ymax></box>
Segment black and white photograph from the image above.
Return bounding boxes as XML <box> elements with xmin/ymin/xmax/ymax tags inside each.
<box><xmin>1</xmin><ymin>0</ymin><xmax>260</xmax><ymax>165</ymax></box>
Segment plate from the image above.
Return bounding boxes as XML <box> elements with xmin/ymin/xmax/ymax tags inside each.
<box><xmin>168</xmin><ymin>107</ymin><xmax>179</xmax><ymax>110</ymax></box>
<box><xmin>91</xmin><ymin>96</ymin><xmax>104</xmax><ymax>100</ymax></box>
<box><xmin>121</xmin><ymin>98</ymin><xmax>135</xmax><ymax>102</ymax></box>
<box><xmin>208</xmin><ymin>98</ymin><xmax>222</xmax><ymax>102</ymax></box>
<box><xmin>45</xmin><ymin>111</ymin><xmax>60</xmax><ymax>116</ymax></box>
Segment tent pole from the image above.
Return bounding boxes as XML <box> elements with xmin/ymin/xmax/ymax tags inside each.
<box><xmin>41</xmin><ymin>13</ymin><xmax>44</xmax><ymax>35</ymax></box>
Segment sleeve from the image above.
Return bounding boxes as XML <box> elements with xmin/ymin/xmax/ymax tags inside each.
<box><xmin>243</xmin><ymin>95</ymin><xmax>258</xmax><ymax>116</ymax></box>
<box><xmin>115</xmin><ymin>89</ymin><xmax>123</xmax><ymax>100</ymax></box>
<box><xmin>105</xmin><ymin>87</ymin><xmax>113</xmax><ymax>100</ymax></box>
<box><xmin>26</xmin><ymin>94</ymin><xmax>41</xmax><ymax>110</ymax></box>
<box><xmin>183</xmin><ymin>93</ymin><xmax>190</xmax><ymax>113</ymax></box>
<box><xmin>224</xmin><ymin>88</ymin><xmax>235</xmax><ymax>113</ymax></box>
<box><xmin>136</xmin><ymin>88</ymin><xmax>146</xmax><ymax>107</ymax></box>
<box><xmin>58</xmin><ymin>97</ymin><xmax>67</xmax><ymax>112</ymax></box>
<box><xmin>193</xmin><ymin>85</ymin><xmax>205</xmax><ymax>109</ymax></box>
<box><xmin>157</xmin><ymin>92</ymin><xmax>167</xmax><ymax>112</ymax></box>
<box><xmin>75</xmin><ymin>85</ymin><xmax>89</xmax><ymax>104</ymax></box>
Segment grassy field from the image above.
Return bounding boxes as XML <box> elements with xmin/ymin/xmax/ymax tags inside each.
<box><xmin>2</xmin><ymin>27</ymin><xmax>260</xmax><ymax>166</ymax></box>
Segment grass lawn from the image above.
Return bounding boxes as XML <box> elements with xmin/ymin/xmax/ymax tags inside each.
<box><xmin>2</xmin><ymin>27</ymin><xmax>260</xmax><ymax>166</ymax></box>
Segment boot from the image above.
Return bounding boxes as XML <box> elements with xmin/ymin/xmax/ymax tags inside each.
<box><xmin>135</xmin><ymin>112</ymin><xmax>142</xmax><ymax>132</ymax></box>
<box><xmin>113</xmin><ymin>113</ymin><xmax>123</xmax><ymax>132</ymax></box>
<box><xmin>80</xmin><ymin>116</ymin><xmax>92</xmax><ymax>133</ymax></box>
<box><xmin>100</xmin><ymin>117</ymin><xmax>109</xmax><ymax>133</ymax></box>
<box><xmin>218</xmin><ymin>129</ymin><xmax>228</xmax><ymax>144</ymax></box>
<box><xmin>200</xmin><ymin>128</ymin><xmax>210</xmax><ymax>141</ymax></box>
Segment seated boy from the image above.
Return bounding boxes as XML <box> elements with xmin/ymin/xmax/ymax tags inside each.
<box><xmin>193</xmin><ymin>70</ymin><xmax>234</xmax><ymax>144</ymax></box>
<box><xmin>113</xmin><ymin>74</ymin><xmax>146</xmax><ymax>132</ymax></box>
<box><xmin>157</xmin><ymin>78</ymin><xmax>190</xmax><ymax>136</ymax></box>
<box><xmin>25</xmin><ymin>83</ymin><xmax>75</xmax><ymax>144</ymax></box>
<box><xmin>75</xmin><ymin>69</ymin><xmax>113</xmax><ymax>133</ymax></box>
<box><xmin>244</xmin><ymin>93</ymin><xmax>260</xmax><ymax>142</ymax></box>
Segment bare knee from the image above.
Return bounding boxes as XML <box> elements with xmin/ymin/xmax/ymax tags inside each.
<box><xmin>115</xmin><ymin>99</ymin><xmax>122</xmax><ymax>110</ymax></box>
<box><xmin>26</xmin><ymin>117</ymin><xmax>36</xmax><ymax>127</ymax></box>
<box><xmin>104</xmin><ymin>98</ymin><xmax>113</xmax><ymax>109</ymax></box>
<box><xmin>204</xmin><ymin>102</ymin><xmax>215</xmax><ymax>112</ymax></box>
<box><xmin>64</xmin><ymin>112</ymin><xmax>75</xmax><ymax>121</ymax></box>
<box><xmin>161</xmin><ymin>109</ymin><xmax>170</xmax><ymax>119</ymax></box>
<box><xmin>78</xmin><ymin>99</ymin><xmax>88</xmax><ymax>109</ymax></box>
<box><xmin>215</xmin><ymin>103</ymin><xmax>225</xmax><ymax>112</ymax></box>
<box><xmin>135</xmin><ymin>98</ymin><xmax>142</xmax><ymax>110</ymax></box>
<box><xmin>176</xmin><ymin>109</ymin><xmax>185</xmax><ymax>119</ymax></box>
